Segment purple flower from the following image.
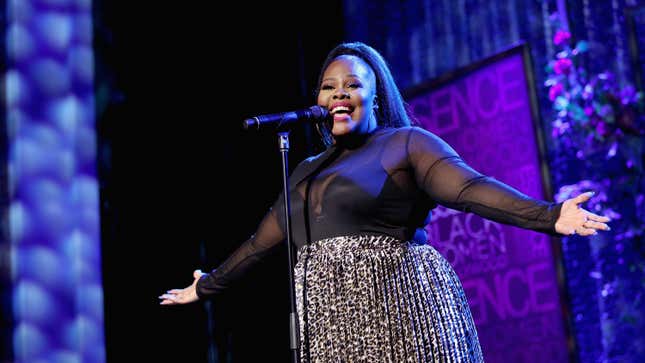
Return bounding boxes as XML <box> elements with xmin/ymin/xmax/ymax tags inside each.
<box><xmin>549</xmin><ymin>83</ymin><xmax>564</xmax><ymax>101</ymax></box>
<box><xmin>598</xmin><ymin>104</ymin><xmax>613</xmax><ymax>117</ymax></box>
<box><xmin>554</xmin><ymin>58</ymin><xmax>573</xmax><ymax>75</ymax></box>
<box><xmin>596</xmin><ymin>121</ymin><xmax>609</xmax><ymax>136</ymax></box>
<box><xmin>620</xmin><ymin>85</ymin><xmax>637</xmax><ymax>105</ymax></box>
<box><xmin>582</xmin><ymin>84</ymin><xmax>594</xmax><ymax>99</ymax></box>
<box><xmin>554</xmin><ymin>30</ymin><xmax>572</xmax><ymax>46</ymax></box>
<box><xmin>552</xmin><ymin>118</ymin><xmax>570</xmax><ymax>136</ymax></box>
<box><xmin>607</xmin><ymin>141</ymin><xmax>617</xmax><ymax>157</ymax></box>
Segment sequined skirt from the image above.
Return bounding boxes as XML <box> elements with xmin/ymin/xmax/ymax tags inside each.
<box><xmin>294</xmin><ymin>234</ymin><xmax>484</xmax><ymax>363</ymax></box>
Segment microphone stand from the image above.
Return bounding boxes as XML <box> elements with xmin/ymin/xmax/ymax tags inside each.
<box><xmin>277</xmin><ymin>131</ymin><xmax>300</xmax><ymax>363</ymax></box>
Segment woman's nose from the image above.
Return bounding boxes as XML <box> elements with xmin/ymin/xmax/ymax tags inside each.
<box><xmin>333</xmin><ymin>88</ymin><xmax>349</xmax><ymax>99</ymax></box>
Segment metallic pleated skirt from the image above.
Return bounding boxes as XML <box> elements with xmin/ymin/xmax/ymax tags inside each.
<box><xmin>294</xmin><ymin>234</ymin><xmax>484</xmax><ymax>363</ymax></box>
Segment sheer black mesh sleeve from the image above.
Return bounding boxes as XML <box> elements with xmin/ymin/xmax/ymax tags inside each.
<box><xmin>406</xmin><ymin>127</ymin><xmax>562</xmax><ymax>235</ymax></box>
<box><xmin>195</xmin><ymin>200</ymin><xmax>285</xmax><ymax>299</ymax></box>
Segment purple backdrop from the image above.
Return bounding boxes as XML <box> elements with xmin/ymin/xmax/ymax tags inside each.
<box><xmin>407</xmin><ymin>46</ymin><xmax>571</xmax><ymax>363</ymax></box>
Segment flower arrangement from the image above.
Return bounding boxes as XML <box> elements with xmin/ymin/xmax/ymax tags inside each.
<box><xmin>545</xmin><ymin>26</ymin><xmax>644</xmax><ymax>239</ymax></box>
<box><xmin>544</xmin><ymin>16</ymin><xmax>645</xmax><ymax>361</ymax></box>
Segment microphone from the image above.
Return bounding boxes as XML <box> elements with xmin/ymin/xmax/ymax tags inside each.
<box><xmin>242</xmin><ymin>105</ymin><xmax>329</xmax><ymax>130</ymax></box>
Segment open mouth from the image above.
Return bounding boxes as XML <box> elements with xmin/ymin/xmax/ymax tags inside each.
<box><xmin>330</xmin><ymin>104</ymin><xmax>354</xmax><ymax>120</ymax></box>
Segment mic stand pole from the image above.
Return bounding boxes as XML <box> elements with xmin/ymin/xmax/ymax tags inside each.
<box><xmin>277</xmin><ymin>131</ymin><xmax>300</xmax><ymax>363</ymax></box>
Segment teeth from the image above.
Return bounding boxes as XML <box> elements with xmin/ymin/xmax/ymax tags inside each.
<box><xmin>331</xmin><ymin>106</ymin><xmax>351</xmax><ymax>114</ymax></box>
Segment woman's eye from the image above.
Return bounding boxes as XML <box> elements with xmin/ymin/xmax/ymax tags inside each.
<box><xmin>321</xmin><ymin>85</ymin><xmax>334</xmax><ymax>90</ymax></box>
<box><xmin>348</xmin><ymin>83</ymin><xmax>361</xmax><ymax>88</ymax></box>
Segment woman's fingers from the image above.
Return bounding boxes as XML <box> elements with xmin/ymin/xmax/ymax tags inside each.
<box><xmin>158</xmin><ymin>293</ymin><xmax>174</xmax><ymax>300</ymax></box>
<box><xmin>557</xmin><ymin>192</ymin><xmax>612</xmax><ymax>237</ymax></box>
<box><xmin>159</xmin><ymin>287</ymin><xmax>188</xmax><ymax>304</ymax></box>
<box><xmin>160</xmin><ymin>270</ymin><xmax>203</xmax><ymax>305</ymax></box>
<box><xmin>575</xmin><ymin>191</ymin><xmax>594</xmax><ymax>205</ymax></box>
<box><xmin>586</xmin><ymin>212</ymin><xmax>611</xmax><ymax>223</ymax></box>
<box><xmin>573</xmin><ymin>192</ymin><xmax>612</xmax><ymax>229</ymax></box>
<box><xmin>159</xmin><ymin>293</ymin><xmax>180</xmax><ymax>305</ymax></box>
<box><xmin>575</xmin><ymin>226</ymin><xmax>597</xmax><ymax>236</ymax></box>
<box><xmin>583</xmin><ymin>219</ymin><xmax>611</xmax><ymax>231</ymax></box>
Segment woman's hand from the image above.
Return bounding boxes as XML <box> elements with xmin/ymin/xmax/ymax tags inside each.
<box><xmin>555</xmin><ymin>191</ymin><xmax>611</xmax><ymax>236</ymax></box>
<box><xmin>159</xmin><ymin>269</ymin><xmax>205</xmax><ymax>305</ymax></box>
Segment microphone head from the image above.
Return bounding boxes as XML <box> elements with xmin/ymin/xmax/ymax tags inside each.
<box><xmin>242</xmin><ymin>117</ymin><xmax>258</xmax><ymax>130</ymax></box>
<box><xmin>309</xmin><ymin>105</ymin><xmax>329</xmax><ymax>119</ymax></box>
<box><xmin>241</xmin><ymin>106</ymin><xmax>329</xmax><ymax>132</ymax></box>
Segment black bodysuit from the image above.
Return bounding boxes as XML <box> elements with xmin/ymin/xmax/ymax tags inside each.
<box><xmin>196</xmin><ymin>126</ymin><xmax>562</xmax><ymax>298</ymax></box>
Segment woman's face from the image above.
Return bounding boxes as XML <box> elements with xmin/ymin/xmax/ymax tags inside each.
<box><xmin>317</xmin><ymin>55</ymin><xmax>378</xmax><ymax>136</ymax></box>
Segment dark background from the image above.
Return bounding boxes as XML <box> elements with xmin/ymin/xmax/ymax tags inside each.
<box><xmin>94</xmin><ymin>3</ymin><xmax>344</xmax><ymax>362</ymax></box>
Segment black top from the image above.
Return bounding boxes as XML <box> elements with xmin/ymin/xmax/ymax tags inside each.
<box><xmin>196</xmin><ymin>126</ymin><xmax>562</xmax><ymax>298</ymax></box>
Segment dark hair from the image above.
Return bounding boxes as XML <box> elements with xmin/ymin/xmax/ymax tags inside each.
<box><xmin>314</xmin><ymin>42</ymin><xmax>413</xmax><ymax>146</ymax></box>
